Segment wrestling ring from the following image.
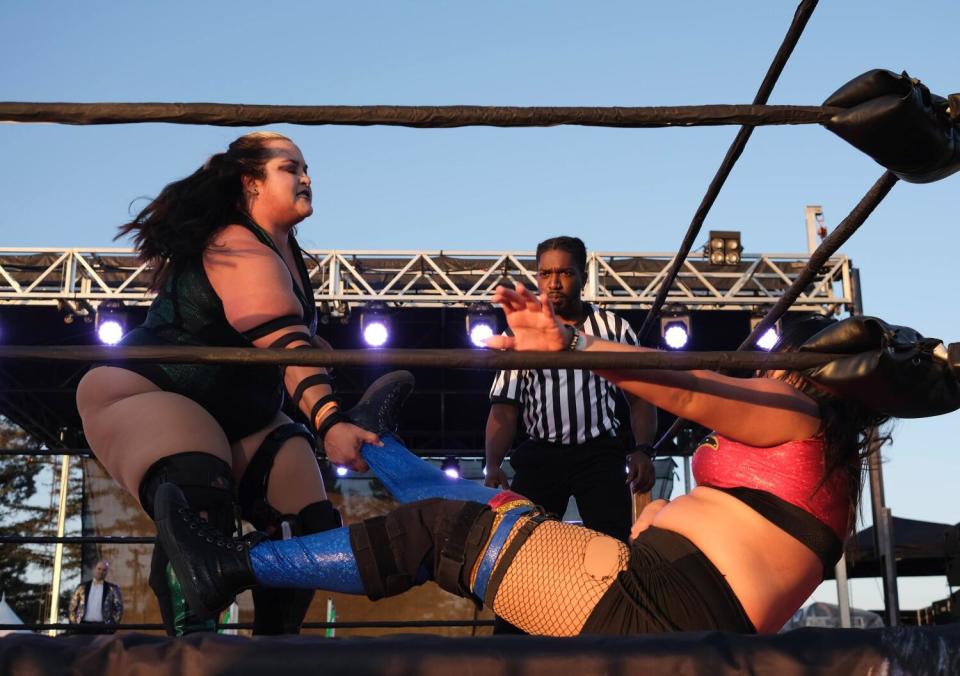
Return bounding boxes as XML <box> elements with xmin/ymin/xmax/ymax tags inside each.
<box><xmin>3</xmin><ymin>0</ymin><xmax>960</xmax><ymax>673</ymax></box>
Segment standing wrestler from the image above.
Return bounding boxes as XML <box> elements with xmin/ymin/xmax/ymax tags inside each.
<box><xmin>76</xmin><ymin>132</ymin><xmax>377</xmax><ymax>635</ymax></box>
<box><xmin>484</xmin><ymin>236</ymin><xmax>658</xmax><ymax>542</ymax></box>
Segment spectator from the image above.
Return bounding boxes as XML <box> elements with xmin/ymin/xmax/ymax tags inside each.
<box><xmin>68</xmin><ymin>559</ymin><xmax>123</xmax><ymax>633</ymax></box>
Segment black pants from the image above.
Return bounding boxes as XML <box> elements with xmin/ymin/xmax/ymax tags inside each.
<box><xmin>509</xmin><ymin>435</ymin><xmax>631</xmax><ymax>541</ymax></box>
<box><xmin>496</xmin><ymin>434</ymin><xmax>631</xmax><ymax>635</ymax></box>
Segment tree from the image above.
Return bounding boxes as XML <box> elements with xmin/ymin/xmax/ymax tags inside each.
<box><xmin>0</xmin><ymin>417</ymin><xmax>82</xmax><ymax>625</ymax></box>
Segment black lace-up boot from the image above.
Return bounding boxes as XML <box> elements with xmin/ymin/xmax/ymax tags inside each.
<box><xmin>155</xmin><ymin>482</ymin><xmax>267</xmax><ymax>620</ymax></box>
<box><xmin>345</xmin><ymin>370</ymin><xmax>415</xmax><ymax>436</ymax></box>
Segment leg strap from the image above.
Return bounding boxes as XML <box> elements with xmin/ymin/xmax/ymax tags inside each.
<box><xmin>238</xmin><ymin>422</ymin><xmax>314</xmax><ymax>531</ymax></box>
<box><xmin>435</xmin><ymin>501</ymin><xmax>491</xmax><ymax>600</ymax></box>
<box><xmin>481</xmin><ymin>512</ymin><xmax>552</xmax><ymax>607</ymax></box>
<box><xmin>347</xmin><ymin>498</ymin><xmax>495</xmax><ymax>602</ymax></box>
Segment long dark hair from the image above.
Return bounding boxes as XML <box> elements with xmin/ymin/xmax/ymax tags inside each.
<box><xmin>774</xmin><ymin>315</ymin><xmax>891</xmax><ymax>530</ymax></box>
<box><xmin>117</xmin><ymin>131</ymin><xmax>292</xmax><ymax>288</ymax></box>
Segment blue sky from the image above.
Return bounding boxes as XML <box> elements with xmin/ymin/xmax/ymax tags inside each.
<box><xmin>2</xmin><ymin>1</ymin><xmax>958</xmax><ymax>612</ymax></box>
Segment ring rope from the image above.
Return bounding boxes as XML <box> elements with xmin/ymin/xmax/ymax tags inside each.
<box><xmin>637</xmin><ymin>0</ymin><xmax>819</xmax><ymax>341</ymax></box>
<box><xmin>0</xmin><ymin>344</ymin><xmax>910</xmax><ymax>371</ymax></box>
<box><xmin>0</xmin><ymin>101</ymin><xmax>841</xmax><ymax>128</ymax></box>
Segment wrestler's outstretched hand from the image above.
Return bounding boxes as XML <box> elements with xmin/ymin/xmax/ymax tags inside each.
<box><xmin>487</xmin><ymin>282</ymin><xmax>567</xmax><ymax>352</ymax></box>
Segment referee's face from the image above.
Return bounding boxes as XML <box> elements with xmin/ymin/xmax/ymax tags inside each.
<box><xmin>536</xmin><ymin>249</ymin><xmax>583</xmax><ymax>319</ymax></box>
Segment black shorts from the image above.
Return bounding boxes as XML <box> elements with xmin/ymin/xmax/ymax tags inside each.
<box><xmin>96</xmin><ymin>327</ymin><xmax>283</xmax><ymax>442</ymax></box>
<box><xmin>581</xmin><ymin>527</ymin><xmax>756</xmax><ymax>635</ymax></box>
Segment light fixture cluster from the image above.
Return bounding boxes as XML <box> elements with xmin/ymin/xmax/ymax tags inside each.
<box><xmin>705</xmin><ymin>230</ymin><xmax>742</xmax><ymax>266</ymax></box>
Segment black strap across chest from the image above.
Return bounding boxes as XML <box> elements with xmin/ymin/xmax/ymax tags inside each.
<box><xmin>236</xmin><ymin>214</ymin><xmax>317</xmax><ymax>328</ymax></box>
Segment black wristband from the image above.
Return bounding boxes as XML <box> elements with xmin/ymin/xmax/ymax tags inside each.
<box><xmin>565</xmin><ymin>324</ymin><xmax>581</xmax><ymax>351</ymax></box>
<box><xmin>632</xmin><ymin>443</ymin><xmax>657</xmax><ymax>459</ymax></box>
<box><xmin>315</xmin><ymin>410</ymin><xmax>349</xmax><ymax>441</ymax></box>
<box><xmin>309</xmin><ymin>393</ymin><xmax>341</xmax><ymax>432</ymax></box>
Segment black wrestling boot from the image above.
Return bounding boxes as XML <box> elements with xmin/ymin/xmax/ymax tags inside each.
<box><xmin>345</xmin><ymin>370</ymin><xmax>415</xmax><ymax>436</ymax></box>
<box><xmin>155</xmin><ymin>483</ymin><xmax>266</xmax><ymax>620</ymax></box>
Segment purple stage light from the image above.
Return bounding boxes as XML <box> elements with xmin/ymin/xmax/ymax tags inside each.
<box><xmin>756</xmin><ymin>327</ymin><xmax>779</xmax><ymax>351</ymax></box>
<box><xmin>469</xmin><ymin>322</ymin><xmax>495</xmax><ymax>347</ymax></box>
<box><xmin>441</xmin><ymin>456</ymin><xmax>460</xmax><ymax>479</ymax></box>
<box><xmin>97</xmin><ymin>319</ymin><xmax>124</xmax><ymax>346</ymax></box>
<box><xmin>362</xmin><ymin>320</ymin><xmax>389</xmax><ymax>347</ymax></box>
<box><xmin>663</xmin><ymin>323</ymin><xmax>689</xmax><ymax>350</ymax></box>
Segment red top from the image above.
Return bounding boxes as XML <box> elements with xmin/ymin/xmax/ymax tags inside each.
<box><xmin>691</xmin><ymin>434</ymin><xmax>849</xmax><ymax>541</ymax></box>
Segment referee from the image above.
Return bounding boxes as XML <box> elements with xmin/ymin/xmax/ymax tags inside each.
<box><xmin>484</xmin><ymin>236</ymin><xmax>658</xmax><ymax>543</ymax></box>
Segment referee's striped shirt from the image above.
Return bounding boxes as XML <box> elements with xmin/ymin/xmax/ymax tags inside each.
<box><xmin>489</xmin><ymin>304</ymin><xmax>637</xmax><ymax>445</ymax></box>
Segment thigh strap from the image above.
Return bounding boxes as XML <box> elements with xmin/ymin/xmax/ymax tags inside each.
<box><xmin>476</xmin><ymin>508</ymin><xmax>550</xmax><ymax>606</ymax></box>
<box><xmin>238</xmin><ymin>422</ymin><xmax>314</xmax><ymax>530</ymax></box>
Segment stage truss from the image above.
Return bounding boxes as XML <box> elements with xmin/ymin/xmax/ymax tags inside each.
<box><xmin>0</xmin><ymin>247</ymin><xmax>853</xmax><ymax>316</ymax></box>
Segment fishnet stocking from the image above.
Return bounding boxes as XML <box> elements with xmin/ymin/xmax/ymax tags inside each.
<box><xmin>490</xmin><ymin>520</ymin><xmax>630</xmax><ymax>636</ymax></box>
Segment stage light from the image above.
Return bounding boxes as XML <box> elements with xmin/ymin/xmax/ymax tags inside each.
<box><xmin>750</xmin><ymin>317</ymin><xmax>781</xmax><ymax>351</ymax></box>
<box><xmin>360</xmin><ymin>303</ymin><xmax>391</xmax><ymax>348</ymax></box>
<box><xmin>660</xmin><ymin>313</ymin><xmax>690</xmax><ymax>350</ymax></box>
<box><xmin>466</xmin><ymin>302</ymin><xmax>497</xmax><ymax>347</ymax></box>
<box><xmin>95</xmin><ymin>303</ymin><xmax>127</xmax><ymax>346</ymax></box>
<box><xmin>335</xmin><ymin>466</ymin><xmax>349</xmax><ymax>477</ymax></box>
<box><xmin>441</xmin><ymin>456</ymin><xmax>461</xmax><ymax>479</ymax></box>
<box><xmin>705</xmin><ymin>230</ymin><xmax>742</xmax><ymax>266</ymax></box>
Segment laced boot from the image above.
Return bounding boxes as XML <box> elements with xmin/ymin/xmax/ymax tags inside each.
<box><xmin>155</xmin><ymin>482</ymin><xmax>266</xmax><ymax>620</ymax></box>
<box><xmin>345</xmin><ymin>370</ymin><xmax>415</xmax><ymax>436</ymax></box>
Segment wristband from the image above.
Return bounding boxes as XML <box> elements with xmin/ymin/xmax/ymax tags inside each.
<box><xmin>309</xmin><ymin>394</ymin><xmax>341</xmax><ymax>431</ymax></box>
<box><xmin>315</xmin><ymin>410</ymin><xmax>350</xmax><ymax>445</ymax></box>
<box><xmin>565</xmin><ymin>324</ymin><xmax>583</xmax><ymax>351</ymax></box>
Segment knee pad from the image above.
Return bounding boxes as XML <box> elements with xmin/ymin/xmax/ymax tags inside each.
<box><xmin>139</xmin><ymin>451</ymin><xmax>237</xmax><ymax>536</ymax></box>
<box><xmin>238</xmin><ymin>422</ymin><xmax>315</xmax><ymax>532</ymax></box>
<box><xmin>348</xmin><ymin>498</ymin><xmax>495</xmax><ymax>601</ymax></box>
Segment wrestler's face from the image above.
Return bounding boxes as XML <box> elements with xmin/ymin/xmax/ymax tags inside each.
<box><xmin>536</xmin><ymin>249</ymin><xmax>583</xmax><ymax>318</ymax></box>
<box><xmin>246</xmin><ymin>140</ymin><xmax>313</xmax><ymax>227</ymax></box>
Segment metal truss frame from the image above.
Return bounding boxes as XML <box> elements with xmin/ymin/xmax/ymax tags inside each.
<box><xmin>0</xmin><ymin>247</ymin><xmax>853</xmax><ymax>315</ymax></box>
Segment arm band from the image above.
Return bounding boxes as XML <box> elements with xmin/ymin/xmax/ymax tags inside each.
<box><xmin>268</xmin><ymin>331</ymin><xmax>312</xmax><ymax>349</ymax></box>
<box><xmin>310</xmin><ymin>394</ymin><xmax>341</xmax><ymax>433</ymax></box>
<box><xmin>315</xmin><ymin>410</ymin><xmax>350</xmax><ymax>446</ymax></box>
<box><xmin>241</xmin><ymin>314</ymin><xmax>305</xmax><ymax>342</ymax></box>
<box><xmin>292</xmin><ymin>373</ymin><xmax>333</xmax><ymax>410</ymax></box>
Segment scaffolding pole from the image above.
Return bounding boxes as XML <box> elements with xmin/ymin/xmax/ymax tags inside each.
<box><xmin>47</xmin><ymin>451</ymin><xmax>71</xmax><ymax>636</ymax></box>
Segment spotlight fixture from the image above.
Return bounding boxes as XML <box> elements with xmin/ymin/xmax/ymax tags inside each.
<box><xmin>750</xmin><ymin>317</ymin><xmax>781</xmax><ymax>352</ymax></box>
<box><xmin>705</xmin><ymin>230</ymin><xmax>742</xmax><ymax>266</ymax></box>
<box><xmin>335</xmin><ymin>466</ymin><xmax>349</xmax><ymax>477</ymax></box>
<box><xmin>466</xmin><ymin>302</ymin><xmax>497</xmax><ymax>348</ymax></box>
<box><xmin>660</xmin><ymin>313</ymin><xmax>690</xmax><ymax>350</ymax></box>
<box><xmin>95</xmin><ymin>302</ymin><xmax>128</xmax><ymax>346</ymax></box>
<box><xmin>440</xmin><ymin>456</ymin><xmax>461</xmax><ymax>479</ymax></box>
<box><xmin>360</xmin><ymin>302</ymin><xmax>391</xmax><ymax>348</ymax></box>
